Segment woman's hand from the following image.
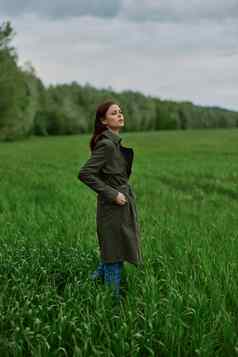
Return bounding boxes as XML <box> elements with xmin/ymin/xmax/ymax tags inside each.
<box><xmin>115</xmin><ymin>192</ymin><xmax>128</xmax><ymax>206</ymax></box>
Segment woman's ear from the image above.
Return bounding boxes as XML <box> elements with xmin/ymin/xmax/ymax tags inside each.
<box><xmin>101</xmin><ymin>117</ymin><xmax>107</xmax><ymax>125</ymax></box>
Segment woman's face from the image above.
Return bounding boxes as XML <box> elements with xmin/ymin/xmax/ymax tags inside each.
<box><xmin>101</xmin><ymin>104</ymin><xmax>124</xmax><ymax>131</ymax></box>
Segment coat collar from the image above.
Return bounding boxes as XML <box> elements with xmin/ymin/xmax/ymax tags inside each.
<box><xmin>101</xmin><ymin>128</ymin><xmax>122</xmax><ymax>144</ymax></box>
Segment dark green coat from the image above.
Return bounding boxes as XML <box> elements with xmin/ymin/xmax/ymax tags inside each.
<box><xmin>78</xmin><ymin>128</ymin><xmax>143</xmax><ymax>267</ymax></box>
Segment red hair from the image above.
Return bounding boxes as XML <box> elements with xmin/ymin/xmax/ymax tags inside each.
<box><xmin>89</xmin><ymin>100</ymin><xmax>119</xmax><ymax>151</ymax></box>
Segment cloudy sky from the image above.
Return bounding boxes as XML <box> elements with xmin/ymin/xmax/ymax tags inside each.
<box><xmin>0</xmin><ymin>0</ymin><xmax>237</xmax><ymax>111</ymax></box>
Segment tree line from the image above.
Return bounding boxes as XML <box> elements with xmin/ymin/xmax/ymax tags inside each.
<box><xmin>1</xmin><ymin>21</ymin><xmax>238</xmax><ymax>142</ymax></box>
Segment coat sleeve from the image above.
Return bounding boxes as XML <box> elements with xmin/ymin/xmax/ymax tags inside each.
<box><xmin>78</xmin><ymin>140</ymin><xmax>119</xmax><ymax>203</ymax></box>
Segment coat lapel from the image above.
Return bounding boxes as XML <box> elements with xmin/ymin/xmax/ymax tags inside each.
<box><xmin>101</xmin><ymin>128</ymin><xmax>134</xmax><ymax>178</ymax></box>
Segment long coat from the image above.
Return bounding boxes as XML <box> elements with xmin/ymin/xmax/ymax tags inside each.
<box><xmin>78</xmin><ymin>128</ymin><xmax>143</xmax><ymax>267</ymax></box>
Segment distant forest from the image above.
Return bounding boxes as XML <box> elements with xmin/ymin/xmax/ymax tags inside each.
<box><xmin>1</xmin><ymin>21</ymin><xmax>238</xmax><ymax>142</ymax></box>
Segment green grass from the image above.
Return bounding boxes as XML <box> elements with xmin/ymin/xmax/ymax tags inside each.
<box><xmin>0</xmin><ymin>128</ymin><xmax>238</xmax><ymax>356</ymax></box>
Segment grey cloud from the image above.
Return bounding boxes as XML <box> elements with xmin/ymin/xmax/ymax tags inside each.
<box><xmin>1</xmin><ymin>0</ymin><xmax>238</xmax><ymax>22</ymax></box>
<box><xmin>0</xmin><ymin>0</ymin><xmax>30</xmax><ymax>16</ymax></box>
<box><xmin>0</xmin><ymin>0</ymin><xmax>122</xmax><ymax>19</ymax></box>
<box><xmin>9</xmin><ymin>14</ymin><xmax>238</xmax><ymax>110</ymax></box>
<box><xmin>119</xmin><ymin>0</ymin><xmax>238</xmax><ymax>23</ymax></box>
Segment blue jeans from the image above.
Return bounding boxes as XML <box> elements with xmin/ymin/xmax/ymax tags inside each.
<box><xmin>91</xmin><ymin>261</ymin><xmax>124</xmax><ymax>299</ymax></box>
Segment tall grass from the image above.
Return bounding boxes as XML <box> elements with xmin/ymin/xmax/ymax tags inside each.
<box><xmin>0</xmin><ymin>129</ymin><xmax>237</xmax><ymax>356</ymax></box>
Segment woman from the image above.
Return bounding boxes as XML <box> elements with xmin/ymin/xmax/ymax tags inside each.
<box><xmin>78</xmin><ymin>100</ymin><xmax>143</xmax><ymax>301</ymax></box>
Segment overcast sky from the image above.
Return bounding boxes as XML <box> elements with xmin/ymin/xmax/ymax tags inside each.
<box><xmin>0</xmin><ymin>0</ymin><xmax>237</xmax><ymax>111</ymax></box>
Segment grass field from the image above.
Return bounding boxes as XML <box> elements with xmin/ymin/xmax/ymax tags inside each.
<box><xmin>0</xmin><ymin>128</ymin><xmax>238</xmax><ymax>356</ymax></box>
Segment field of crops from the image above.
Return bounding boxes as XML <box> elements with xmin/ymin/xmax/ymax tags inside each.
<box><xmin>0</xmin><ymin>128</ymin><xmax>237</xmax><ymax>356</ymax></box>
